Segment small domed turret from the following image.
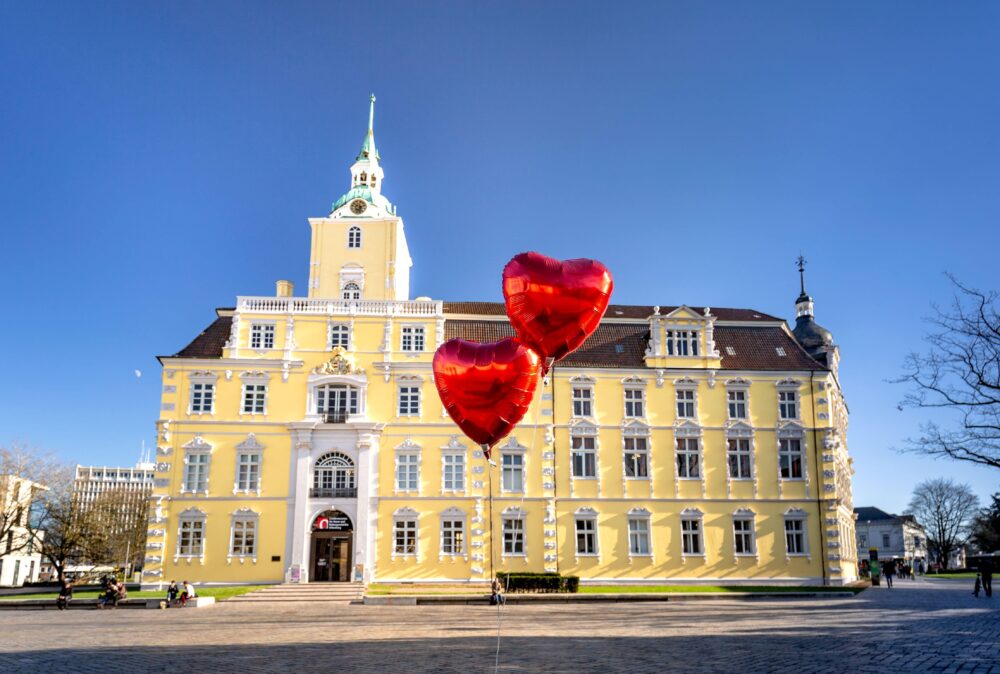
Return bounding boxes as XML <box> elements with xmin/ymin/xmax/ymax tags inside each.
<box><xmin>791</xmin><ymin>256</ymin><xmax>836</xmax><ymax>365</ymax></box>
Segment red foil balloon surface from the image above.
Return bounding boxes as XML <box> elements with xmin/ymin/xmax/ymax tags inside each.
<box><xmin>433</xmin><ymin>337</ymin><xmax>541</xmax><ymax>452</ymax></box>
<box><xmin>502</xmin><ymin>252</ymin><xmax>614</xmax><ymax>363</ymax></box>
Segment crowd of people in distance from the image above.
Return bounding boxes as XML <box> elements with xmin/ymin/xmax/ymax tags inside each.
<box><xmin>55</xmin><ymin>576</ymin><xmax>198</xmax><ymax>609</ymax></box>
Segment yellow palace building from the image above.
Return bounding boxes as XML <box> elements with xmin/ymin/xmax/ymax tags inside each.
<box><xmin>143</xmin><ymin>98</ymin><xmax>858</xmax><ymax>589</ymax></box>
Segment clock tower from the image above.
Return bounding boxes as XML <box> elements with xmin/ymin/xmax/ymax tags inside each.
<box><xmin>307</xmin><ymin>95</ymin><xmax>412</xmax><ymax>301</ymax></box>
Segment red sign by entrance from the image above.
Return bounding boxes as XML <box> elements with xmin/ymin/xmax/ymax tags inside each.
<box><xmin>315</xmin><ymin>516</ymin><xmax>329</xmax><ymax>530</ymax></box>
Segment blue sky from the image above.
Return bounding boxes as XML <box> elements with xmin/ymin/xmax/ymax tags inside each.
<box><xmin>1</xmin><ymin>1</ymin><xmax>997</xmax><ymax>513</ymax></box>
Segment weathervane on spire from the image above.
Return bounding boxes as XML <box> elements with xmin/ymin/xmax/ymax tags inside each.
<box><xmin>369</xmin><ymin>93</ymin><xmax>376</xmax><ymax>131</ymax></box>
<box><xmin>796</xmin><ymin>254</ymin><xmax>807</xmax><ymax>294</ymax></box>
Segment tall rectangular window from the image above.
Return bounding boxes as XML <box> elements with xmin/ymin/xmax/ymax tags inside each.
<box><xmin>623</xmin><ymin>437</ymin><xmax>649</xmax><ymax>478</ymax></box>
<box><xmin>676</xmin><ymin>390</ymin><xmax>696</xmax><ymax>419</ymax></box>
<box><xmin>250</xmin><ymin>323</ymin><xmax>275</xmax><ymax>350</ymax></box>
<box><xmin>882</xmin><ymin>533</ymin><xmax>891</xmax><ymax>548</ymax></box>
<box><xmin>183</xmin><ymin>454</ymin><xmax>209</xmax><ymax>493</ymax></box>
<box><xmin>571</xmin><ymin>436</ymin><xmax>597</xmax><ymax>478</ymax></box>
<box><xmin>628</xmin><ymin>518</ymin><xmax>650</xmax><ymax>555</ymax></box>
<box><xmin>395</xmin><ymin>454</ymin><xmax>419</xmax><ymax>491</ymax></box>
<box><xmin>441</xmin><ymin>518</ymin><xmax>464</xmax><ymax>555</ymax></box>
<box><xmin>398</xmin><ymin>386</ymin><xmax>421</xmax><ymax>416</ymax></box>
<box><xmin>236</xmin><ymin>453</ymin><xmax>260</xmax><ymax>491</ymax></box>
<box><xmin>401</xmin><ymin>326</ymin><xmax>425</xmax><ymax>352</ymax></box>
<box><xmin>442</xmin><ymin>454</ymin><xmax>465</xmax><ymax>491</ymax></box>
<box><xmin>242</xmin><ymin>384</ymin><xmax>267</xmax><ymax>414</ymax></box>
<box><xmin>727</xmin><ymin>438</ymin><xmax>753</xmax><ymax>479</ymax></box>
<box><xmin>575</xmin><ymin>518</ymin><xmax>597</xmax><ymax>555</ymax></box>
<box><xmin>681</xmin><ymin>518</ymin><xmax>702</xmax><ymax>555</ymax></box>
<box><xmin>329</xmin><ymin>323</ymin><xmax>350</xmax><ymax>349</ymax></box>
<box><xmin>501</xmin><ymin>453</ymin><xmax>524</xmax><ymax>492</ymax></box>
<box><xmin>779</xmin><ymin>438</ymin><xmax>804</xmax><ymax>479</ymax></box>
<box><xmin>779</xmin><ymin>390</ymin><xmax>798</xmax><ymax>419</ymax></box>
<box><xmin>624</xmin><ymin>389</ymin><xmax>645</xmax><ymax>418</ymax></box>
<box><xmin>734</xmin><ymin>518</ymin><xmax>756</xmax><ymax>555</ymax></box>
<box><xmin>178</xmin><ymin>519</ymin><xmax>205</xmax><ymax>556</ymax></box>
<box><xmin>231</xmin><ymin>518</ymin><xmax>257</xmax><ymax>556</ymax></box>
<box><xmin>190</xmin><ymin>383</ymin><xmax>214</xmax><ymax>414</ymax></box>
<box><xmin>572</xmin><ymin>387</ymin><xmax>593</xmax><ymax>417</ymax></box>
<box><xmin>785</xmin><ymin>518</ymin><xmax>806</xmax><ymax>555</ymax></box>
<box><xmin>394</xmin><ymin>519</ymin><xmax>417</xmax><ymax>555</ymax></box>
<box><xmin>676</xmin><ymin>438</ymin><xmax>700</xmax><ymax>478</ymax></box>
<box><xmin>502</xmin><ymin>517</ymin><xmax>525</xmax><ymax>555</ymax></box>
<box><xmin>727</xmin><ymin>390</ymin><xmax>747</xmax><ymax>419</ymax></box>
<box><xmin>667</xmin><ymin>330</ymin><xmax>700</xmax><ymax>356</ymax></box>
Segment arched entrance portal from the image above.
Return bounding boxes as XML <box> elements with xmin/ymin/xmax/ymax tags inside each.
<box><xmin>310</xmin><ymin>510</ymin><xmax>353</xmax><ymax>582</ymax></box>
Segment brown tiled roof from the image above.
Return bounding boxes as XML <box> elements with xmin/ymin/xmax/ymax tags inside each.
<box><xmin>445</xmin><ymin>319</ymin><xmax>825</xmax><ymax>371</ymax></box>
<box><xmin>443</xmin><ymin>302</ymin><xmax>781</xmax><ymax>322</ymax></box>
<box><xmin>170</xmin><ymin>316</ymin><xmax>233</xmax><ymax>359</ymax></box>
<box><xmin>168</xmin><ymin>308</ymin><xmax>825</xmax><ymax>371</ymax></box>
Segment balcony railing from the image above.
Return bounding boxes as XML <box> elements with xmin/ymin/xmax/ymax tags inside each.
<box><xmin>310</xmin><ymin>487</ymin><xmax>357</xmax><ymax>498</ymax></box>
<box><xmin>236</xmin><ymin>296</ymin><xmax>443</xmax><ymax>317</ymax></box>
<box><xmin>322</xmin><ymin>411</ymin><xmax>350</xmax><ymax>424</ymax></box>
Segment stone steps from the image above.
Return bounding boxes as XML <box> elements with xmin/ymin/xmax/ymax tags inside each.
<box><xmin>227</xmin><ymin>583</ymin><xmax>364</xmax><ymax>604</ymax></box>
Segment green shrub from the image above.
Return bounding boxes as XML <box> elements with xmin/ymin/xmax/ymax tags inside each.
<box><xmin>497</xmin><ymin>572</ymin><xmax>579</xmax><ymax>593</ymax></box>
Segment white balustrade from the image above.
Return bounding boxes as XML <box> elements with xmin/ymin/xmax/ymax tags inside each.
<box><xmin>236</xmin><ymin>296</ymin><xmax>442</xmax><ymax>317</ymax></box>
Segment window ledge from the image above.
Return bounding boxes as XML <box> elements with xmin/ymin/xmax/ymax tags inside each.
<box><xmin>575</xmin><ymin>552</ymin><xmax>600</xmax><ymax>558</ymax></box>
<box><xmin>779</xmin><ymin>478</ymin><xmax>806</xmax><ymax>482</ymax></box>
<box><xmin>678</xmin><ymin>477</ymin><xmax>702</xmax><ymax>481</ymax></box>
<box><xmin>624</xmin><ymin>476</ymin><xmax>651</xmax><ymax>481</ymax></box>
<box><xmin>572</xmin><ymin>477</ymin><xmax>598</xmax><ymax>481</ymax></box>
<box><xmin>729</xmin><ymin>477</ymin><xmax>754</xmax><ymax>482</ymax></box>
<box><xmin>502</xmin><ymin>553</ymin><xmax>527</xmax><ymax>558</ymax></box>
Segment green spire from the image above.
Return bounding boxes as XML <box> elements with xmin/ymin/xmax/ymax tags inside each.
<box><xmin>356</xmin><ymin>93</ymin><xmax>380</xmax><ymax>162</ymax></box>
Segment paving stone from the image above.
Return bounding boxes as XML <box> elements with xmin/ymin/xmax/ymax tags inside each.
<box><xmin>0</xmin><ymin>578</ymin><xmax>996</xmax><ymax>673</ymax></box>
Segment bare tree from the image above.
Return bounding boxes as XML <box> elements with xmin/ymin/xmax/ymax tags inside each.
<box><xmin>80</xmin><ymin>487</ymin><xmax>149</xmax><ymax>570</ymax></box>
<box><xmin>897</xmin><ymin>275</ymin><xmax>1000</xmax><ymax>469</ymax></box>
<box><xmin>0</xmin><ymin>444</ymin><xmax>61</xmax><ymax>558</ymax></box>
<box><xmin>35</xmin><ymin>465</ymin><xmax>91</xmax><ymax>583</ymax></box>
<box><xmin>907</xmin><ymin>478</ymin><xmax>980</xmax><ymax>570</ymax></box>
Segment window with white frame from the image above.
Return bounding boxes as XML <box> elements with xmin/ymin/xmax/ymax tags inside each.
<box><xmin>785</xmin><ymin>517</ymin><xmax>807</xmax><ymax>555</ymax></box>
<box><xmin>235</xmin><ymin>452</ymin><xmax>261</xmax><ymax>491</ymax></box>
<box><xmin>733</xmin><ymin>517</ymin><xmax>756</xmax><ymax>555</ymax></box>
<box><xmin>779</xmin><ymin>390</ymin><xmax>799</xmax><ymax>419</ymax></box>
<box><xmin>177</xmin><ymin>515</ymin><xmax>205</xmax><ymax>556</ymax></box>
<box><xmin>575</xmin><ymin>516</ymin><xmax>598</xmax><ymax>555</ymax></box>
<box><xmin>342</xmin><ymin>282</ymin><xmax>361</xmax><ymax>301</ymax></box>
<box><xmin>623</xmin><ymin>436</ymin><xmax>649</xmax><ymax>478</ymax></box>
<box><xmin>398</xmin><ymin>385</ymin><xmax>421</xmax><ymax>416</ymax></box>
<box><xmin>183</xmin><ymin>453</ymin><xmax>210</xmax><ymax>493</ymax></box>
<box><xmin>230</xmin><ymin>514</ymin><xmax>257</xmax><ymax>556</ymax></box>
<box><xmin>441</xmin><ymin>516</ymin><xmax>465</xmax><ymax>555</ymax></box>
<box><xmin>313</xmin><ymin>452</ymin><xmax>355</xmax><ymax>494</ymax></box>
<box><xmin>779</xmin><ymin>437</ymin><xmax>804</xmax><ymax>479</ymax></box>
<box><xmin>628</xmin><ymin>517</ymin><xmax>651</xmax><ymax>555</ymax></box>
<box><xmin>395</xmin><ymin>453</ymin><xmax>419</xmax><ymax>491</ymax></box>
<box><xmin>441</xmin><ymin>453</ymin><xmax>465</xmax><ymax>491</ymax></box>
<box><xmin>502</xmin><ymin>515</ymin><xmax>525</xmax><ymax>555</ymax></box>
<box><xmin>624</xmin><ymin>388</ymin><xmax>645</xmax><ymax>418</ymax></box>
<box><xmin>571</xmin><ymin>435</ymin><xmax>597</xmax><ymax>478</ymax></box>
<box><xmin>882</xmin><ymin>533</ymin><xmax>890</xmax><ymax>548</ymax></box>
<box><xmin>676</xmin><ymin>388</ymin><xmax>696</xmax><ymax>419</ymax></box>
<box><xmin>347</xmin><ymin>226</ymin><xmax>362</xmax><ymax>249</ymax></box>
<box><xmin>676</xmin><ymin>437</ymin><xmax>700</xmax><ymax>478</ymax></box>
<box><xmin>329</xmin><ymin>323</ymin><xmax>350</xmax><ymax>349</ymax></box>
<box><xmin>190</xmin><ymin>382</ymin><xmax>215</xmax><ymax>414</ymax></box>
<box><xmin>501</xmin><ymin>453</ymin><xmax>524</xmax><ymax>492</ymax></box>
<box><xmin>727</xmin><ymin>437</ymin><xmax>753</xmax><ymax>479</ymax></box>
<box><xmin>727</xmin><ymin>389</ymin><xmax>747</xmax><ymax>419</ymax></box>
<box><xmin>681</xmin><ymin>516</ymin><xmax>703</xmax><ymax>555</ymax></box>
<box><xmin>666</xmin><ymin>329</ymin><xmax>700</xmax><ymax>356</ymax></box>
<box><xmin>393</xmin><ymin>515</ymin><xmax>417</xmax><ymax>555</ymax></box>
<box><xmin>859</xmin><ymin>533</ymin><xmax>868</xmax><ymax>548</ymax></box>
<box><xmin>241</xmin><ymin>384</ymin><xmax>267</xmax><ymax>414</ymax></box>
<box><xmin>249</xmin><ymin>323</ymin><xmax>275</xmax><ymax>350</ymax></box>
<box><xmin>315</xmin><ymin>384</ymin><xmax>360</xmax><ymax>417</ymax></box>
<box><xmin>401</xmin><ymin>326</ymin><xmax>425</xmax><ymax>352</ymax></box>
<box><xmin>572</xmin><ymin>386</ymin><xmax>593</xmax><ymax>417</ymax></box>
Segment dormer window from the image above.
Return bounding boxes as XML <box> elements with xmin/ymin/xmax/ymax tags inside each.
<box><xmin>666</xmin><ymin>329</ymin><xmax>700</xmax><ymax>356</ymax></box>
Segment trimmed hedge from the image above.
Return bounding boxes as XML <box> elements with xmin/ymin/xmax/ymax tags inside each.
<box><xmin>498</xmin><ymin>572</ymin><xmax>579</xmax><ymax>593</ymax></box>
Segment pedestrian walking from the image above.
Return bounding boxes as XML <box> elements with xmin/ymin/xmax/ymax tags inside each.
<box><xmin>884</xmin><ymin>560</ymin><xmax>896</xmax><ymax>589</ymax></box>
<box><xmin>973</xmin><ymin>573</ymin><xmax>982</xmax><ymax>598</ymax></box>
<box><xmin>982</xmin><ymin>565</ymin><xmax>993</xmax><ymax>598</ymax></box>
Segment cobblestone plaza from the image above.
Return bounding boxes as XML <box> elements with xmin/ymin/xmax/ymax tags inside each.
<box><xmin>2</xmin><ymin>580</ymin><xmax>998</xmax><ymax>673</ymax></box>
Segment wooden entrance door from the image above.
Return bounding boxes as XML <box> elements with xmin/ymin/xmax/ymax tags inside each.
<box><xmin>311</xmin><ymin>533</ymin><xmax>351</xmax><ymax>582</ymax></box>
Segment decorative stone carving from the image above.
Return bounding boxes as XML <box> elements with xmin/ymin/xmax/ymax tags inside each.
<box><xmin>314</xmin><ymin>347</ymin><xmax>365</xmax><ymax>375</ymax></box>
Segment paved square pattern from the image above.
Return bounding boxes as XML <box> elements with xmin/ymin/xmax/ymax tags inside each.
<box><xmin>1</xmin><ymin>579</ymin><xmax>997</xmax><ymax>673</ymax></box>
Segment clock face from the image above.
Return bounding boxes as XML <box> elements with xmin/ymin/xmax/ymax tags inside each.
<box><xmin>350</xmin><ymin>199</ymin><xmax>367</xmax><ymax>215</ymax></box>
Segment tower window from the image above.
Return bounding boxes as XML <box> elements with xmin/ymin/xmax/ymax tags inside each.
<box><xmin>348</xmin><ymin>226</ymin><xmax>362</xmax><ymax>248</ymax></box>
<box><xmin>359</xmin><ymin>172</ymin><xmax>367</xmax><ymax>182</ymax></box>
<box><xmin>342</xmin><ymin>282</ymin><xmax>361</xmax><ymax>301</ymax></box>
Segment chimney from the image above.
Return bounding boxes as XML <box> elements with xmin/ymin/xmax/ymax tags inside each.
<box><xmin>276</xmin><ymin>280</ymin><xmax>294</xmax><ymax>297</ymax></box>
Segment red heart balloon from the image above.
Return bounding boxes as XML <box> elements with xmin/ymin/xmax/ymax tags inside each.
<box><xmin>433</xmin><ymin>337</ymin><xmax>541</xmax><ymax>453</ymax></box>
<box><xmin>502</xmin><ymin>252</ymin><xmax>614</xmax><ymax>363</ymax></box>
